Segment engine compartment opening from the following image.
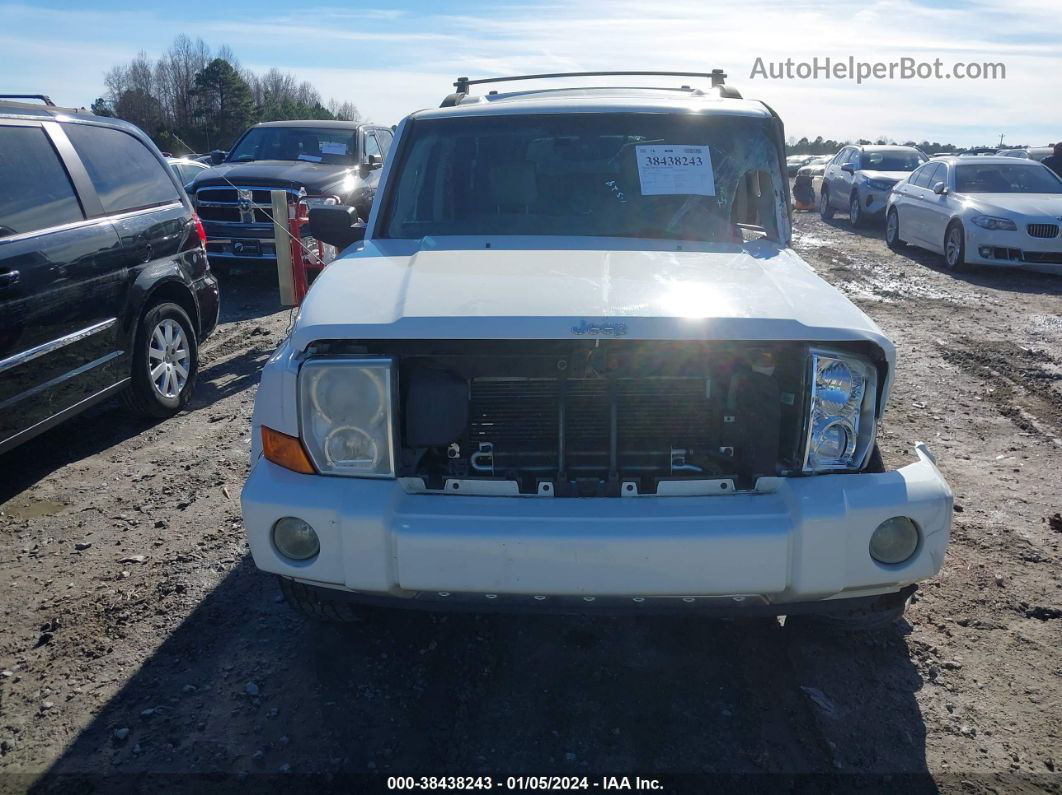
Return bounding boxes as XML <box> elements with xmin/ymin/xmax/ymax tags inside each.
<box><xmin>300</xmin><ymin>338</ymin><xmax>881</xmax><ymax>496</ymax></box>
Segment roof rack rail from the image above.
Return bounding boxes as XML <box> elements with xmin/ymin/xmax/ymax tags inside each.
<box><xmin>0</xmin><ymin>94</ymin><xmax>56</xmax><ymax>106</ymax></box>
<box><xmin>442</xmin><ymin>70</ymin><xmax>738</xmax><ymax>107</ymax></box>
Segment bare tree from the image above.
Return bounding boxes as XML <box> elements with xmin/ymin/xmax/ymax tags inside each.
<box><xmin>328</xmin><ymin>99</ymin><xmax>361</xmax><ymax>122</ymax></box>
<box><xmin>99</xmin><ymin>35</ymin><xmax>363</xmax><ymax>149</ymax></box>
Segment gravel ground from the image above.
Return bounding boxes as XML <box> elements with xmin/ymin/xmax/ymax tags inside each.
<box><xmin>1</xmin><ymin>212</ymin><xmax>1060</xmax><ymax>793</ymax></box>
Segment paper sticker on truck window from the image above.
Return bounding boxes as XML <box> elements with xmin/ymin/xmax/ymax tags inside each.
<box><xmin>636</xmin><ymin>145</ymin><xmax>715</xmax><ymax>196</ymax></box>
<box><xmin>320</xmin><ymin>141</ymin><xmax>347</xmax><ymax>155</ymax></box>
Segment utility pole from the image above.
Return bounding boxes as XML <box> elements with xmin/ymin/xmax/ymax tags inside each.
<box><xmin>998</xmin><ymin>133</ymin><xmax>1005</xmax><ymax>148</ymax></box>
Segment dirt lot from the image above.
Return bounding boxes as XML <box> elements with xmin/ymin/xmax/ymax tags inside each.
<box><xmin>1</xmin><ymin>211</ymin><xmax>1060</xmax><ymax>792</ymax></box>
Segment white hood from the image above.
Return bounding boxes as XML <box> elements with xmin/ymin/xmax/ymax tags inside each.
<box><xmin>859</xmin><ymin>170</ymin><xmax>910</xmax><ymax>183</ymax></box>
<box><xmin>291</xmin><ymin>238</ymin><xmax>893</xmax><ymax>358</ymax></box>
<box><xmin>960</xmin><ymin>193</ymin><xmax>1062</xmax><ymax>217</ymax></box>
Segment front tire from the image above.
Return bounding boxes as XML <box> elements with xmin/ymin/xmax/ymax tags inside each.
<box><xmin>944</xmin><ymin>221</ymin><xmax>968</xmax><ymax>272</ymax></box>
<box><xmin>885</xmin><ymin>208</ymin><xmax>906</xmax><ymax>249</ymax></box>
<box><xmin>849</xmin><ymin>193</ymin><xmax>864</xmax><ymax>227</ymax></box>
<box><xmin>278</xmin><ymin>576</ymin><xmax>367</xmax><ymax>622</ymax></box>
<box><xmin>818</xmin><ymin>187</ymin><xmax>835</xmax><ymax>220</ymax></box>
<box><xmin>122</xmin><ymin>301</ymin><xmax>198</xmax><ymax>418</ymax></box>
<box><xmin>786</xmin><ymin>602</ymin><xmax>906</xmax><ymax>634</ymax></box>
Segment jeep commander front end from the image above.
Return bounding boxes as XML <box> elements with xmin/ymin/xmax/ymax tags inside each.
<box><xmin>241</xmin><ymin>74</ymin><xmax>952</xmax><ymax>628</ymax></box>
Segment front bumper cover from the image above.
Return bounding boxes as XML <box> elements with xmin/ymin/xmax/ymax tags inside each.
<box><xmin>241</xmin><ymin>443</ymin><xmax>952</xmax><ymax>610</ymax></box>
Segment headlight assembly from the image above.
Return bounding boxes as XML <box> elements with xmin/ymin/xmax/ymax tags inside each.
<box><xmin>803</xmin><ymin>351</ymin><xmax>878</xmax><ymax>473</ymax></box>
<box><xmin>299</xmin><ymin>358</ymin><xmax>395</xmax><ymax>477</ymax></box>
<box><xmin>971</xmin><ymin>215</ymin><xmax>1017</xmax><ymax>231</ymax></box>
<box><xmin>866</xmin><ymin>178</ymin><xmax>896</xmax><ymax>191</ymax></box>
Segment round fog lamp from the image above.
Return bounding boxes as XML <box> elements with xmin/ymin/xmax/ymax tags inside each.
<box><xmin>272</xmin><ymin>517</ymin><xmax>320</xmax><ymax>561</ymax></box>
<box><xmin>869</xmin><ymin>516</ymin><xmax>919</xmax><ymax>564</ymax></box>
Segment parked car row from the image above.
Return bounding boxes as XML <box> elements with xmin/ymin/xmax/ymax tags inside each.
<box><xmin>0</xmin><ymin>95</ymin><xmax>219</xmax><ymax>454</ymax></box>
<box><xmin>810</xmin><ymin>142</ymin><xmax>1062</xmax><ymax>275</ymax></box>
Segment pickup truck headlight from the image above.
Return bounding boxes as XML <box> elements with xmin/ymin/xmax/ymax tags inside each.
<box><xmin>803</xmin><ymin>351</ymin><xmax>878</xmax><ymax>473</ymax></box>
<box><xmin>971</xmin><ymin>215</ymin><xmax>1017</xmax><ymax>231</ymax></box>
<box><xmin>298</xmin><ymin>358</ymin><xmax>395</xmax><ymax>477</ymax></box>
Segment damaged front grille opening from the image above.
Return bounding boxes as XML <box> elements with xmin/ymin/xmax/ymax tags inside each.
<box><xmin>305</xmin><ymin>339</ymin><xmax>841</xmax><ymax>496</ymax></box>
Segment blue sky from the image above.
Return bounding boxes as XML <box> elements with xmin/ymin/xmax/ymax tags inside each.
<box><xmin>3</xmin><ymin>0</ymin><xmax>1059</xmax><ymax>147</ymax></box>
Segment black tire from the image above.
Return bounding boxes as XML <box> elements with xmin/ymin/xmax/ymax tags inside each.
<box><xmin>865</xmin><ymin>443</ymin><xmax>886</xmax><ymax>473</ymax></box>
<box><xmin>278</xmin><ymin>576</ymin><xmax>367</xmax><ymax>622</ymax></box>
<box><xmin>885</xmin><ymin>208</ymin><xmax>906</xmax><ymax>249</ymax></box>
<box><xmin>122</xmin><ymin>301</ymin><xmax>198</xmax><ymax>418</ymax></box>
<box><xmin>785</xmin><ymin>602</ymin><xmax>906</xmax><ymax>634</ymax></box>
<box><xmin>849</xmin><ymin>193</ymin><xmax>865</xmax><ymax>227</ymax></box>
<box><xmin>818</xmin><ymin>187</ymin><xmax>835</xmax><ymax>220</ymax></box>
<box><xmin>943</xmin><ymin>220</ymin><xmax>968</xmax><ymax>272</ymax></box>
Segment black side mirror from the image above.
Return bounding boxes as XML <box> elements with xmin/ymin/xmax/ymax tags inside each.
<box><xmin>365</xmin><ymin>153</ymin><xmax>382</xmax><ymax>170</ymax></box>
<box><xmin>932</xmin><ymin>181</ymin><xmax>948</xmax><ymax>195</ymax></box>
<box><xmin>210</xmin><ymin>149</ymin><xmax>226</xmax><ymax>165</ymax></box>
<box><xmin>840</xmin><ymin>163</ymin><xmax>855</xmax><ymax>174</ymax></box>
<box><xmin>309</xmin><ymin>205</ymin><xmax>366</xmax><ymax>249</ymax></box>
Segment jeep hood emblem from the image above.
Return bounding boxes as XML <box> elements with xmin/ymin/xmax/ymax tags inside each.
<box><xmin>572</xmin><ymin>319</ymin><xmax>628</xmax><ymax>337</ymax></box>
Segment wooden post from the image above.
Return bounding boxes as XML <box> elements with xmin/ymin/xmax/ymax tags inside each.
<box><xmin>271</xmin><ymin>190</ymin><xmax>296</xmax><ymax>306</ymax></box>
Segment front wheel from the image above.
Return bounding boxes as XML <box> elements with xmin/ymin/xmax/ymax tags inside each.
<box><xmin>944</xmin><ymin>221</ymin><xmax>968</xmax><ymax>272</ymax></box>
<box><xmin>885</xmin><ymin>208</ymin><xmax>906</xmax><ymax>249</ymax></box>
<box><xmin>818</xmin><ymin>188</ymin><xmax>835</xmax><ymax>220</ymax></box>
<box><xmin>849</xmin><ymin>193</ymin><xmax>864</xmax><ymax>227</ymax></box>
<box><xmin>785</xmin><ymin>602</ymin><xmax>906</xmax><ymax>634</ymax></box>
<box><xmin>122</xmin><ymin>301</ymin><xmax>198</xmax><ymax>418</ymax></box>
<box><xmin>278</xmin><ymin>576</ymin><xmax>368</xmax><ymax>622</ymax></box>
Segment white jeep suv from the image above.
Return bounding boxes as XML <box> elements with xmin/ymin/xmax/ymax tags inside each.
<box><xmin>241</xmin><ymin>72</ymin><xmax>952</xmax><ymax>629</ymax></box>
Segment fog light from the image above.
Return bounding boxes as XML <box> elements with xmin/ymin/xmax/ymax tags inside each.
<box><xmin>869</xmin><ymin>516</ymin><xmax>919</xmax><ymax>564</ymax></box>
<box><xmin>979</xmin><ymin>246</ymin><xmax>993</xmax><ymax>258</ymax></box>
<box><xmin>271</xmin><ymin>517</ymin><xmax>319</xmax><ymax>561</ymax></box>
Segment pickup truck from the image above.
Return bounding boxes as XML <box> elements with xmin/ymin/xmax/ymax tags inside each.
<box><xmin>241</xmin><ymin>72</ymin><xmax>952</xmax><ymax>630</ymax></box>
<box><xmin>188</xmin><ymin>120</ymin><xmax>393</xmax><ymax>266</ymax></box>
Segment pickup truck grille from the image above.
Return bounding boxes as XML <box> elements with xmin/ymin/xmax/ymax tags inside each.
<box><xmin>195</xmin><ymin>185</ymin><xmax>297</xmax><ymax>225</ymax></box>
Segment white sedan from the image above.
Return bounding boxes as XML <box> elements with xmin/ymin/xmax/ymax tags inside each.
<box><xmin>885</xmin><ymin>156</ymin><xmax>1062</xmax><ymax>274</ymax></box>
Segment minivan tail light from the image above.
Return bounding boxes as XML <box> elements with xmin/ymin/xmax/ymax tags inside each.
<box><xmin>192</xmin><ymin>213</ymin><xmax>207</xmax><ymax>246</ymax></box>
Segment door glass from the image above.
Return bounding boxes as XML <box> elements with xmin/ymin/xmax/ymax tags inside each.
<box><xmin>926</xmin><ymin>163</ymin><xmax>943</xmax><ymax>188</ymax></box>
<box><xmin>364</xmin><ymin>133</ymin><xmax>382</xmax><ymax>160</ymax></box>
<box><xmin>64</xmin><ymin>124</ymin><xmax>181</xmax><ymax>214</ymax></box>
<box><xmin>0</xmin><ymin>126</ymin><xmax>84</xmax><ymax>237</ymax></box>
<box><xmin>910</xmin><ymin>165</ymin><xmax>933</xmax><ymax>188</ymax></box>
<box><xmin>377</xmin><ymin>130</ymin><xmax>393</xmax><ymax>155</ymax></box>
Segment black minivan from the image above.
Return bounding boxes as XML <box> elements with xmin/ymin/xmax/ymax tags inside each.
<box><xmin>0</xmin><ymin>96</ymin><xmax>219</xmax><ymax>454</ymax></box>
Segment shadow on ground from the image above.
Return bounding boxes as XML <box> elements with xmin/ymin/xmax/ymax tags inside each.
<box><xmin>29</xmin><ymin>559</ymin><xmax>934</xmax><ymax>792</ymax></box>
<box><xmin>0</xmin><ymin>340</ymin><xmax>268</xmax><ymax>505</ymax></box>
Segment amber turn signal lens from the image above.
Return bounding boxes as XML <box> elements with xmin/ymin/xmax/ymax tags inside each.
<box><xmin>261</xmin><ymin>426</ymin><xmax>315</xmax><ymax>474</ymax></box>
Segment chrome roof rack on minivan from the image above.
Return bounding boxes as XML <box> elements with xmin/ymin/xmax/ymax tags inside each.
<box><xmin>440</xmin><ymin>70</ymin><xmax>741</xmax><ymax>107</ymax></box>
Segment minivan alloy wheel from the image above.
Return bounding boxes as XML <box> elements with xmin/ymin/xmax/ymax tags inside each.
<box><xmin>148</xmin><ymin>318</ymin><xmax>190</xmax><ymax>399</ymax></box>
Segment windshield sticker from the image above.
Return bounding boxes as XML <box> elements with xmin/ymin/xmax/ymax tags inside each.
<box><xmin>319</xmin><ymin>141</ymin><xmax>347</xmax><ymax>155</ymax></box>
<box><xmin>636</xmin><ymin>145</ymin><xmax>715</xmax><ymax>196</ymax></box>
<box><xmin>298</xmin><ymin>153</ymin><xmax>323</xmax><ymax>163</ymax></box>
